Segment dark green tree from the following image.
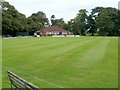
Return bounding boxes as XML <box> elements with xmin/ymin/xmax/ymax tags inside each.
<box><xmin>86</xmin><ymin>14</ymin><xmax>97</xmax><ymax>36</ymax></box>
<box><xmin>2</xmin><ymin>2</ymin><xmax>28</xmax><ymax>36</ymax></box>
<box><xmin>27</xmin><ymin>11</ymin><xmax>49</xmax><ymax>34</ymax></box>
<box><xmin>50</xmin><ymin>15</ymin><xmax>65</xmax><ymax>28</ymax></box>
<box><xmin>2</xmin><ymin>2</ymin><xmax>49</xmax><ymax>36</ymax></box>
<box><xmin>95</xmin><ymin>8</ymin><xmax>118</xmax><ymax>36</ymax></box>
<box><xmin>69</xmin><ymin>9</ymin><xmax>88</xmax><ymax>35</ymax></box>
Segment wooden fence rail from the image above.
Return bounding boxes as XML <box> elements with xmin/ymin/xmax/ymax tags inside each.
<box><xmin>7</xmin><ymin>70</ymin><xmax>40</xmax><ymax>90</ymax></box>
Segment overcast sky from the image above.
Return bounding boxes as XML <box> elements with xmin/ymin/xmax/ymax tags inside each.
<box><xmin>5</xmin><ymin>0</ymin><xmax>119</xmax><ymax>22</ymax></box>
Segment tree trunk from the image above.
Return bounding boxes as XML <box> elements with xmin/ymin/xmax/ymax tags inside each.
<box><xmin>91</xmin><ymin>33</ymin><xmax>94</xmax><ymax>36</ymax></box>
<box><xmin>78</xmin><ymin>30</ymin><xmax>81</xmax><ymax>35</ymax></box>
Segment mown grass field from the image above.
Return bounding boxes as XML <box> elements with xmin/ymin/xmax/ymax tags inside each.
<box><xmin>2</xmin><ymin>36</ymin><xmax>118</xmax><ymax>88</ymax></box>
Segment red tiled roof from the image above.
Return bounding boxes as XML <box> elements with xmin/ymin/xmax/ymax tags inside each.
<box><xmin>36</xmin><ymin>26</ymin><xmax>69</xmax><ymax>32</ymax></box>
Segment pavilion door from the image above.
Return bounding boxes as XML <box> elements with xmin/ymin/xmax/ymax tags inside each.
<box><xmin>59</xmin><ymin>32</ymin><xmax>62</xmax><ymax>35</ymax></box>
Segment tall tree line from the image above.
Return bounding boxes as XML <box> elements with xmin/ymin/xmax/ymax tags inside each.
<box><xmin>64</xmin><ymin>7</ymin><xmax>120</xmax><ymax>36</ymax></box>
<box><xmin>1</xmin><ymin>1</ymin><xmax>120</xmax><ymax>36</ymax></box>
<box><xmin>1</xmin><ymin>2</ymin><xmax>49</xmax><ymax>36</ymax></box>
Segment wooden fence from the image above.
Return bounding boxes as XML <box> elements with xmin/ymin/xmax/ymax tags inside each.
<box><xmin>7</xmin><ymin>70</ymin><xmax>40</xmax><ymax>90</ymax></box>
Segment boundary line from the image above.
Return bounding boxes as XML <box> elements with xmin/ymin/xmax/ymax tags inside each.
<box><xmin>2</xmin><ymin>65</ymin><xmax>64</xmax><ymax>88</ymax></box>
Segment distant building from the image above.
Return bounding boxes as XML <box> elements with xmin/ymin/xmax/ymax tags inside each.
<box><xmin>35</xmin><ymin>26</ymin><xmax>73</xmax><ymax>36</ymax></box>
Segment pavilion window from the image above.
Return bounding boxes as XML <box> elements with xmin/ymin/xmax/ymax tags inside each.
<box><xmin>46</xmin><ymin>32</ymin><xmax>50</xmax><ymax>34</ymax></box>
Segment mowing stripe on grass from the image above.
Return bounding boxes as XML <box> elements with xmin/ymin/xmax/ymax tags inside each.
<box><xmin>2</xmin><ymin>38</ymin><xmax>100</xmax><ymax>88</ymax></box>
<box><xmin>2</xmin><ymin>65</ymin><xmax>64</xmax><ymax>88</ymax></box>
<box><xmin>3</xmin><ymin>37</ymin><xmax>118</xmax><ymax>88</ymax></box>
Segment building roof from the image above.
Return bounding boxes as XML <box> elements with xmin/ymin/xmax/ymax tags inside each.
<box><xmin>36</xmin><ymin>26</ymin><xmax>69</xmax><ymax>32</ymax></box>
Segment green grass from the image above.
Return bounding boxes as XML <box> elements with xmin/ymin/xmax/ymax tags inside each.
<box><xmin>2</xmin><ymin>36</ymin><xmax>118</xmax><ymax>88</ymax></box>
